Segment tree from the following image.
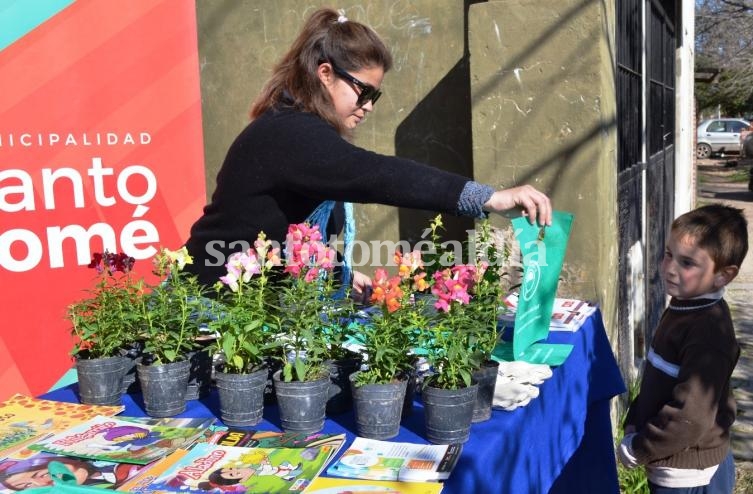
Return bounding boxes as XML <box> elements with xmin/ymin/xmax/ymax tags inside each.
<box><xmin>696</xmin><ymin>0</ymin><xmax>753</xmax><ymax>117</ymax></box>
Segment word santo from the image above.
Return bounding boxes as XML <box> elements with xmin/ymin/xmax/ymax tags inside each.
<box><xmin>0</xmin><ymin>157</ymin><xmax>160</xmax><ymax>272</ymax></box>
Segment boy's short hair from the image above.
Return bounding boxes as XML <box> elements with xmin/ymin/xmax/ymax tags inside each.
<box><xmin>671</xmin><ymin>203</ymin><xmax>749</xmax><ymax>269</ymax></box>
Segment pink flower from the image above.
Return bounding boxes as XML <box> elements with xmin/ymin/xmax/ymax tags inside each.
<box><xmin>220</xmin><ymin>250</ymin><xmax>261</xmax><ymax>292</ymax></box>
<box><xmin>431</xmin><ymin>265</ymin><xmax>477</xmax><ymax>312</ymax></box>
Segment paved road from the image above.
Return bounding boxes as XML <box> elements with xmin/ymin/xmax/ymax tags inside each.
<box><xmin>695</xmin><ymin>160</ymin><xmax>753</xmax><ymax>464</ymax></box>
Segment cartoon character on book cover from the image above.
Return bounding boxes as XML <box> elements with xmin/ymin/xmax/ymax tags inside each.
<box><xmin>31</xmin><ymin>416</ymin><xmax>206</xmax><ymax>465</ymax></box>
<box><xmin>0</xmin><ymin>452</ymin><xmax>144</xmax><ymax>492</ymax></box>
<box><xmin>0</xmin><ymin>395</ymin><xmax>123</xmax><ymax>459</ymax></box>
<box><xmin>124</xmin><ymin>443</ymin><xmax>332</xmax><ymax>493</ymax></box>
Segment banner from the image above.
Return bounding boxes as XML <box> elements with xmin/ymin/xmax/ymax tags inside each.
<box><xmin>0</xmin><ymin>0</ymin><xmax>206</xmax><ymax>399</ymax></box>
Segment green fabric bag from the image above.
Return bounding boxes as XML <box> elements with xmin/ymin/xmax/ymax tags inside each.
<box><xmin>508</xmin><ymin>210</ymin><xmax>575</xmax><ymax>365</ymax></box>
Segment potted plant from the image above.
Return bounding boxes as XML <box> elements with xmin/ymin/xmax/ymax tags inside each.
<box><xmin>273</xmin><ymin>223</ymin><xmax>338</xmax><ymax>433</ymax></box>
<box><xmin>136</xmin><ymin>247</ymin><xmax>213</xmax><ymax>417</ymax></box>
<box><xmin>465</xmin><ymin>220</ymin><xmax>511</xmax><ymax>422</ymax></box>
<box><xmin>420</xmin><ymin>263</ymin><xmax>481</xmax><ymax>444</ymax></box>
<box><xmin>67</xmin><ymin>251</ymin><xmax>143</xmax><ymax>405</ymax></box>
<box><xmin>320</xmin><ymin>294</ymin><xmax>363</xmax><ymax>416</ymax></box>
<box><xmin>210</xmin><ymin>232</ymin><xmax>282</xmax><ymax>426</ymax></box>
<box><xmin>350</xmin><ymin>251</ymin><xmax>430</xmax><ymax>439</ymax></box>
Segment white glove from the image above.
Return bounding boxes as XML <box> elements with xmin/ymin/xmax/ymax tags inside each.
<box><xmin>497</xmin><ymin>360</ymin><xmax>553</xmax><ymax>385</ymax></box>
<box><xmin>493</xmin><ymin>381</ymin><xmax>540</xmax><ymax>411</ymax></box>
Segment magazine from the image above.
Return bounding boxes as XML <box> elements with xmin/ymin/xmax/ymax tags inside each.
<box><xmin>117</xmin><ymin>442</ymin><xmax>341</xmax><ymax>493</ymax></box>
<box><xmin>305</xmin><ymin>476</ymin><xmax>443</xmax><ymax>493</ymax></box>
<box><xmin>29</xmin><ymin>415</ymin><xmax>209</xmax><ymax>465</ymax></box>
<box><xmin>202</xmin><ymin>426</ymin><xmax>346</xmax><ymax>450</ymax></box>
<box><xmin>326</xmin><ymin>437</ymin><xmax>461</xmax><ymax>482</ymax></box>
<box><xmin>0</xmin><ymin>394</ymin><xmax>124</xmax><ymax>460</ymax></box>
<box><xmin>501</xmin><ymin>293</ymin><xmax>597</xmax><ymax>332</ymax></box>
<box><xmin>0</xmin><ymin>451</ymin><xmax>147</xmax><ymax>492</ymax></box>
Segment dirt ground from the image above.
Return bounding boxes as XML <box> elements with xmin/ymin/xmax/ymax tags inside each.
<box><xmin>695</xmin><ymin>156</ymin><xmax>753</xmax><ymax>493</ymax></box>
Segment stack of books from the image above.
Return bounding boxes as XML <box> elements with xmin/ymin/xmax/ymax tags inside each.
<box><xmin>0</xmin><ymin>394</ymin><xmax>458</xmax><ymax>493</ymax></box>
<box><xmin>500</xmin><ymin>293</ymin><xmax>597</xmax><ymax>332</ymax></box>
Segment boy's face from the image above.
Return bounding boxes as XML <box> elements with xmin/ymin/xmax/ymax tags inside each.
<box><xmin>661</xmin><ymin>231</ymin><xmax>726</xmax><ymax>299</ymax></box>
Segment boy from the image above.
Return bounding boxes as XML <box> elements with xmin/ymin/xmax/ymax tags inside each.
<box><xmin>618</xmin><ymin>203</ymin><xmax>749</xmax><ymax>493</ymax></box>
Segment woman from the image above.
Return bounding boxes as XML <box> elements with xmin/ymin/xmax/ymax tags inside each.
<box><xmin>183</xmin><ymin>8</ymin><xmax>551</xmax><ymax>297</ymax></box>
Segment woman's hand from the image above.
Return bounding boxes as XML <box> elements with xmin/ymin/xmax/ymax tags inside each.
<box><xmin>484</xmin><ymin>185</ymin><xmax>552</xmax><ymax>226</ymax></box>
<box><xmin>351</xmin><ymin>270</ymin><xmax>373</xmax><ymax>304</ymax></box>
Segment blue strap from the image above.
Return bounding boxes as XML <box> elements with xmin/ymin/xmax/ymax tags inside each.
<box><xmin>341</xmin><ymin>202</ymin><xmax>356</xmax><ymax>288</ymax></box>
<box><xmin>305</xmin><ymin>200</ymin><xmax>356</xmax><ymax>292</ymax></box>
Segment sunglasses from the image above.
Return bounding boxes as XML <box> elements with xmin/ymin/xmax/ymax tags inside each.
<box><xmin>330</xmin><ymin>63</ymin><xmax>382</xmax><ymax>107</ymax></box>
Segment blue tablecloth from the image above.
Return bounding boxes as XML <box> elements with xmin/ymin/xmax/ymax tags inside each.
<box><xmin>43</xmin><ymin>310</ymin><xmax>625</xmax><ymax>493</ymax></box>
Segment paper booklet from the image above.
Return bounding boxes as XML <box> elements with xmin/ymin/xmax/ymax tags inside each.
<box><xmin>501</xmin><ymin>292</ymin><xmax>597</xmax><ymax>332</ymax></box>
<box><xmin>306</xmin><ymin>476</ymin><xmax>443</xmax><ymax>493</ymax></box>
<box><xmin>0</xmin><ymin>451</ymin><xmax>148</xmax><ymax>492</ymax></box>
<box><xmin>117</xmin><ymin>442</ymin><xmax>341</xmax><ymax>493</ymax></box>
<box><xmin>201</xmin><ymin>426</ymin><xmax>346</xmax><ymax>450</ymax></box>
<box><xmin>28</xmin><ymin>415</ymin><xmax>210</xmax><ymax>465</ymax></box>
<box><xmin>0</xmin><ymin>394</ymin><xmax>124</xmax><ymax>460</ymax></box>
<box><xmin>326</xmin><ymin>437</ymin><xmax>461</xmax><ymax>482</ymax></box>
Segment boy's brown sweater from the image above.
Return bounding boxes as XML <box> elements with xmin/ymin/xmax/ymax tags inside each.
<box><xmin>624</xmin><ymin>296</ymin><xmax>740</xmax><ymax>469</ymax></box>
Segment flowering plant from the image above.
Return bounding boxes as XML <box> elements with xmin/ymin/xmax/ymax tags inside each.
<box><xmin>138</xmin><ymin>247</ymin><xmax>213</xmax><ymax>365</ymax></box>
<box><xmin>277</xmin><ymin>223</ymin><xmax>339</xmax><ymax>382</ymax></box>
<box><xmin>354</xmin><ymin>250</ymin><xmax>431</xmax><ymax>386</ymax></box>
<box><xmin>420</xmin><ymin>264</ymin><xmax>483</xmax><ymax>389</ymax></box>
<box><xmin>67</xmin><ymin>251</ymin><xmax>144</xmax><ymax>359</ymax></box>
<box><xmin>210</xmin><ymin>232</ymin><xmax>283</xmax><ymax>374</ymax></box>
<box><xmin>419</xmin><ymin>217</ymin><xmax>508</xmax><ymax>389</ymax></box>
<box><xmin>464</xmin><ymin>220</ymin><xmax>510</xmax><ymax>362</ymax></box>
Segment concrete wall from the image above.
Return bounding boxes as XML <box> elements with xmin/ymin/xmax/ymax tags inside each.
<box><xmin>196</xmin><ymin>0</ymin><xmax>474</xmax><ymax>258</ymax></box>
<box><xmin>195</xmin><ymin>0</ymin><xmax>619</xmax><ymax>338</ymax></box>
<box><xmin>467</xmin><ymin>0</ymin><xmax>618</xmax><ymax>334</ymax></box>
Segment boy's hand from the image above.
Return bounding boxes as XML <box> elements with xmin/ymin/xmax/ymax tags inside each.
<box><xmin>617</xmin><ymin>433</ymin><xmax>640</xmax><ymax>469</ymax></box>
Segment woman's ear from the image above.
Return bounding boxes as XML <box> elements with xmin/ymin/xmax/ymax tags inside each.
<box><xmin>714</xmin><ymin>265</ymin><xmax>739</xmax><ymax>288</ymax></box>
<box><xmin>317</xmin><ymin>63</ymin><xmax>335</xmax><ymax>87</ymax></box>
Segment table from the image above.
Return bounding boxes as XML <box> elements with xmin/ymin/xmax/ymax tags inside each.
<box><xmin>44</xmin><ymin>310</ymin><xmax>626</xmax><ymax>494</ymax></box>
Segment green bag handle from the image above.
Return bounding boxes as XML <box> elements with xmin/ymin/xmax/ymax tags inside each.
<box><xmin>22</xmin><ymin>461</ymin><xmax>130</xmax><ymax>493</ymax></box>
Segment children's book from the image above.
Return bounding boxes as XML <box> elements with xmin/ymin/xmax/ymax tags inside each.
<box><xmin>202</xmin><ymin>426</ymin><xmax>346</xmax><ymax>450</ymax></box>
<box><xmin>117</xmin><ymin>442</ymin><xmax>341</xmax><ymax>493</ymax></box>
<box><xmin>0</xmin><ymin>451</ymin><xmax>147</xmax><ymax>492</ymax></box>
<box><xmin>0</xmin><ymin>394</ymin><xmax>123</xmax><ymax>460</ymax></box>
<box><xmin>501</xmin><ymin>292</ymin><xmax>597</xmax><ymax>332</ymax></box>
<box><xmin>305</xmin><ymin>476</ymin><xmax>444</xmax><ymax>493</ymax></box>
<box><xmin>326</xmin><ymin>437</ymin><xmax>461</xmax><ymax>482</ymax></box>
<box><xmin>28</xmin><ymin>415</ymin><xmax>209</xmax><ymax>465</ymax></box>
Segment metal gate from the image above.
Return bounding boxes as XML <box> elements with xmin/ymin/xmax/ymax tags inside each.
<box><xmin>616</xmin><ymin>0</ymin><xmax>676</xmax><ymax>375</ymax></box>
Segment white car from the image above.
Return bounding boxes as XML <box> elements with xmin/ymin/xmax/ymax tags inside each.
<box><xmin>696</xmin><ymin>118</ymin><xmax>750</xmax><ymax>159</ymax></box>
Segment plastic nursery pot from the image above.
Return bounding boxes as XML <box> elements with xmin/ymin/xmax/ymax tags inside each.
<box><xmin>185</xmin><ymin>348</ymin><xmax>213</xmax><ymax>401</ymax></box>
<box><xmin>272</xmin><ymin>370</ymin><xmax>329</xmax><ymax>434</ymax></box>
<box><xmin>326</xmin><ymin>357</ymin><xmax>361</xmax><ymax>415</ymax></box>
<box><xmin>402</xmin><ymin>366</ymin><xmax>418</xmax><ymax>418</ymax></box>
<box><xmin>422</xmin><ymin>382</ymin><xmax>478</xmax><ymax>444</ymax></box>
<box><xmin>215</xmin><ymin>367</ymin><xmax>268</xmax><ymax>427</ymax></box>
<box><xmin>350</xmin><ymin>372</ymin><xmax>407</xmax><ymax>440</ymax></box>
<box><xmin>119</xmin><ymin>342</ymin><xmax>144</xmax><ymax>395</ymax></box>
<box><xmin>75</xmin><ymin>356</ymin><xmax>126</xmax><ymax>406</ymax></box>
<box><xmin>471</xmin><ymin>360</ymin><xmax>500</xmax><ymax>423</ymax></box>
<box><xmin>137</xmin><ymin>359</ymin><xmax>190</xmax><ymax>418</ymax></box>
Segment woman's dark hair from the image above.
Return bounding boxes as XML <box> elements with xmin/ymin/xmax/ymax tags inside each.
<box><xmin>250</xmin><ymin>8</ymin><xmax>393</xmax><ymax>137</ymax></box>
